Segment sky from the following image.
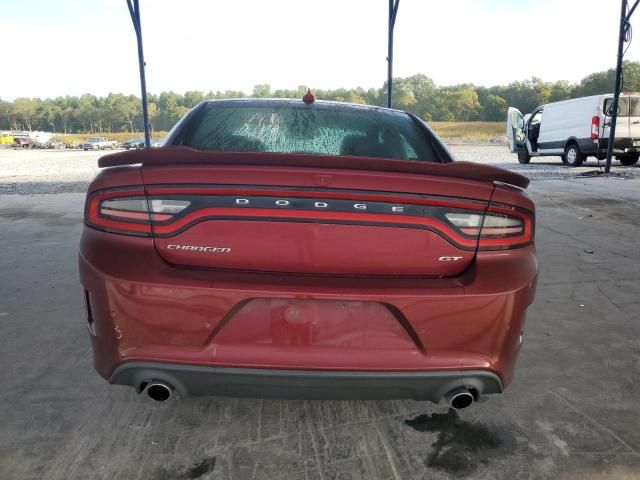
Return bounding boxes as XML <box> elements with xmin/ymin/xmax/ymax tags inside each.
<box><xmin>1</xmin><ymin>0</ymin><xmax>639</xmax><ymax>99</ymax></box>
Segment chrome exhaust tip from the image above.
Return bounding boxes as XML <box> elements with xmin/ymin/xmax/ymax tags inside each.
<box><xmin>143</xmin><ymin>381</ymin><xmax>173</xmax><ymax>402</ymax></box>
<box><xmin>445</xmin><ymin>387</ymin><xmax>474</xmax><ymax>409</ymax></box>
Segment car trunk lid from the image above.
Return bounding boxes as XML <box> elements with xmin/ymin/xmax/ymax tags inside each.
<box><xmin>126</xmin><ymin>154</ymin><xmax>511</xmax><ymax>277</ymax></box>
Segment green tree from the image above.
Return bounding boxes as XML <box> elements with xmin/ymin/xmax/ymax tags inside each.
<box><xmin>13</xmin><ymin>98</ymin><xmax>38</xmax><ymax>131</ymax></box>
<box><xmin>183</xmin><ymin>90</ymin><xmax>205</xmax><ymax>108</ymax></box>
<box><xmin>5</xmin><ymin>61</ymin><xmax>640</xmax><ymax>132</ymax></box>
<box><xmin>483</xmin><ymin>94</ymin><xmax>508</xmax><ymax>121</ymax></box>
<box><xmin>441</xmin><ymin>86</ymin><xmax>481</xmax><ymax>121</ymax></box>
<box><xmin>252</xmin><ymin>84</ymin><xmax>271</xmax><ymax>97</ymax></box>
<box><xmin>0</xmin><ymin>99</ymin><xmax>15</xmax><ymax>130</ymax></box>
<box><xmin>38</xmin><ymin>99</ymin><xmax>60</xmax><ymax>132</ymax></box>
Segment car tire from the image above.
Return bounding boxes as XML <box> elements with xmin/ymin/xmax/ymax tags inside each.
<box><xmin>619</xmin><ymin>154</ymin><xmax>639</xmax><ymax>166</ymax></box>
<box><xmin>517</xmin><ymin>150</ymin><xmax>531</xmax><ymax>164</ymax></box>
<box><xmin>564</xmin><ymin>143</ymin><xmax>584</xmax><ymax>167</ymax></box>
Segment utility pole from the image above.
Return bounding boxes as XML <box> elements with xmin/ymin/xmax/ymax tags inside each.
<box><xmin>605</xmin><ymin>0</ymin><xmax>639</xmax><ymax>172</ymax></box>
<box><xmin>127</xmin><ymin>0</ymin><xmax>151</xmax><ymax>148</ymax></box>
<box><xmin>387</xmin><ymin>0</ymin><xmax>400</xmax><ymax>108</ymax></box>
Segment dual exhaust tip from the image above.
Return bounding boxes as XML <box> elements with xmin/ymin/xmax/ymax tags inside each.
<box><xmin>141</xmin><ymin>381</ymin><xmax>476</xmax><ymax>409</ymax></box>
<box><xmin>143</xmin><ymin>381</ymin><xmax>174</xmax><ymax>402</ymax></box>
<box><xmin>445</xmin><ymin>387</ymin><xmax>475</xmax><ymax>409</ymax></box>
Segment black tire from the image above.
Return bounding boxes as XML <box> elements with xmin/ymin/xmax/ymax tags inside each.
<box><xmin>619</xmin><ymin>154</ymin><xmax>639</xmax><ymax>166</ymax></box>
<box><xmin>517</xmin><ymin>150</ymin><xmax>531</xmax><ymax>164</ymax></box>
<box><xmin>564</xmin><ymin>143</ymin><xmax>584</xmax><ymax>167</ymax></box>
<box><xmin>560</xmin><ymin>154</ymin><xmax>568</xmax><ymax>164</ymax></box>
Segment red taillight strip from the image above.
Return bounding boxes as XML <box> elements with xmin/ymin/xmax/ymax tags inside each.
<box><xmin>86</xmin><ymin>188</ymin><xmax>152</xmax><ymax>236</ymax></box>
<box><xmin>476</xmin><ymin>227</ymin><xmax>523</xmax><ymax>235</ymax></box>
<box><xmin>150</xmin><ymin>207</ymin><xmax>479</xmax><ymax>249</ymax></box>
<box><xmin>476</xmin><ymin>205</ymin><xmax>534</xmax><ymax>250</ymax></box>
<box><xmin>87</xmin><ymin>212</ymin><xmax>152</xmax><ymax>235</ymax></box>
<box><xmin>85</xmin><ymin>186</ymin><xmax>534</xmax><ymax>250</ymax></box>
<box><xmin>99</xmin><ymin>209</ymin><xmax>172</xmax><ymax>222</ymax></box>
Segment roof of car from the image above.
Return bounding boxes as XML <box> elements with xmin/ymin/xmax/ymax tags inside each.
<box><xmin>200</xmin><ymin>98</ymin><xmax>407</xmax><ymax>115</ymax></box>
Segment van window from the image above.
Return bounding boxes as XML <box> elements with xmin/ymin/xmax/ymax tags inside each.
<box><xmin>604</xmin><ymin>98</ymin><xmax>630</xmax><ymax>116</ymax></box>
<box><xmin>630</xmin><ymin>98</ymin><xmax>640</xmax><ymax>117</ymax></box>
<box><xmin>511</xmin><ymin>110</ymin><xmax>524</xmax><ymax>129</ymax></box>
<box><xmin>530</xmin><ymin>111</ymin><xmax>542</xmax><ymax>125</ymax></box>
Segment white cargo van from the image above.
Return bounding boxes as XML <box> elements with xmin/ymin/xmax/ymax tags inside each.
<box><xmin>506</xmin><ymin>93</ymin><xmax>640</xmax><ymax>167</ymax></box>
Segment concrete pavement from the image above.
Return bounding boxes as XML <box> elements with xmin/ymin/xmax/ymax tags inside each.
<box><xmin>1</xmin><ymin>175</ymin><xmax>639</xmax><ymax>479</ymax></box>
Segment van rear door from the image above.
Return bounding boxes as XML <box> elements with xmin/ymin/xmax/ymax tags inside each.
<box><xmin>506</xmin><ymin>107</ymin><xmax>526</xmax><ymax>153</ymax></box>
<box><xmin>627</xmin><ymin>95</ymin><xmax>640</xmax><ymax>141</ymax></box>
<box><xmin>603</xmin><ymin>96</ymin><xmax>630</xmax><ymax>139</ymax></box>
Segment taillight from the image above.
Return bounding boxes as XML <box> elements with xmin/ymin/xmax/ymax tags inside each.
<box><xmin>445</xmin><ymin>205</ymin><xmax>533</xmax><ymax>250</ymax></box>
<box><xmin>86</xmin><ymin>189</ymin><xmax>190</xmax><ymax>236</ymax></box>
<box><xmin>591</xmin><ymin>116</ymin><xmax>600</xmax><ymax>139</ymax></box>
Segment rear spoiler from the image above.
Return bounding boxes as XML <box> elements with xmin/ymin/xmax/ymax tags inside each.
<box><xmin>98</xmin><ymin>146</ymin><xmax>530</xmax><ymax>189</ymax></box>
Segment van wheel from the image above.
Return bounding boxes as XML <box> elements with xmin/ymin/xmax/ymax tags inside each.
<box><xmin>619</xmin><ymin>154</ymin><xmax>639</xmax><ymax>166</ymax></box>
<box><xmin>517</xmin><ymin>150</ymin><xmax>531</xmax><ymax>164</ymax></box>
<box><xmin>564</xmin><ymin>143</ymin><xmax>584</xmax><ymax>167</ymax></box>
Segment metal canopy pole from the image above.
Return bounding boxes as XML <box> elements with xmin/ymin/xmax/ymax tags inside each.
<box><xmin>605</xmin><ymin>0</ymin><xmax>639</xmax><ymax>172</ymax></box>
<box><xmin>127</xmin><ymin>0</ymin><xmax>151</xmax><ymax>148</ymax></box>
<box><xmin>387</xmin><ymin>0</ymin><xmax>400</xmax><ymax>108</ymax></box>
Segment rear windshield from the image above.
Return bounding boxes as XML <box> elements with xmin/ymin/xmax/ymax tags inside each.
<box><xmin>604</xmin><ymin>97</ymin><xmax>640</xmax><ymax>117</ymax></box>
<box><xmin>180</xmin><ymin>102</ymin><xmax>441</xmax><ymax>162</ymax></box>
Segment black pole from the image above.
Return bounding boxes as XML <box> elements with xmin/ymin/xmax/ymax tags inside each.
<box><xmin>605</xmin><ymin>0</ymin><xmax>628</xmax><ymax>173</ymax></box>
<box><xmin>127</xmin><ymin>0</ymin><xmax>151</xmax><ymax>148</ymax></box>
<box><xmin>387</xmin><ymin>0</ymin><xmax>399</xmax><ymax>108</ymax></box>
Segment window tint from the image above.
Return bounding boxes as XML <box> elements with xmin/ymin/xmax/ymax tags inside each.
<box><xmin>182</xmin><ymin>103</ymin><xmax>440</xmax><ymax>162</ymax></box>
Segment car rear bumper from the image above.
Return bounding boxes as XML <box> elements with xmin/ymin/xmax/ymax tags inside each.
<box><xmin>110</xmin><ymin>362</ymin><xmax>502</xmax><ymax>401</ymax></box>
<box><xmin>79</xmin><ymin>227</ymin><xmax>537</xmax><ymax>400</ymax></box>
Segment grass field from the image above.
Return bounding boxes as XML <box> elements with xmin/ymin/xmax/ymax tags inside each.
<box><xmin>50</xmin><ymin>122</ymin><xmax>505</xmax><ymax>145</ymax></box>
<box><xmin>429</xmin><ymin>121</ymin><xmax>505</xmax><ymax>142</ymax></box>
<box><xmin>53</xmin><ymin>132</ymin><xmax>168</xmax><ymax>144</ymax></box>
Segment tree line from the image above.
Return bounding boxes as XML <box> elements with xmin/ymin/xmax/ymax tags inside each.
<box><xmin>2</xmin><ymin>61</ymin><xmax>640</xmax><ymax>134</ymax></box>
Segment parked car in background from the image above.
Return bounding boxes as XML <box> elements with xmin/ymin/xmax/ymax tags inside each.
<box><xmin>45</xmin><ymin>140</ymin><xmax>65</xmax><ymax>149</ymax></box>
<box><xmin>123</xmin><ymin>137</ymin><xmax>163</xmax><ymax>149</ymax></box>
<box><xmin>13</xmin><ymin>136</ymin><xmax>32</xmax><ymax>148</ymax></box>
<box><xmin>507</xmin><ymin>93</ymin><xmax>640</xmax><ymax>167</ymax></box>
<box><xmin>82</xmin><ymin>137</ymin><xmax>117</xmax><ymax>151</ymax></box>
<box><xmin>80</xmin><ymin>96</ymin><xmax>537</xmax><ymax>408</ymax></box>
<box><xmin>122</xmin><ymin>138</ymin><xmax>144</xmax><ymax>150</ymax></box>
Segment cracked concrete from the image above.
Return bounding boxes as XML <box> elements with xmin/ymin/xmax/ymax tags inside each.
<box><xmin>0</xmin><ymin>165</ymin><xmax>639</xmax><ymax>479</ymax></box>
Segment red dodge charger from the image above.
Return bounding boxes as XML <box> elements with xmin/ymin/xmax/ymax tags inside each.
<box><xmin>79</xmin><ymin>96</ymin><xmax>537</xmax><ymax>408</ymax></box>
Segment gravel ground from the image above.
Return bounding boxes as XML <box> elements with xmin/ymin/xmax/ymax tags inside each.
<box><xmin>0</xmin><ymin>145</ymin><xmax>638</xmax><ymax>194</ymax></box>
